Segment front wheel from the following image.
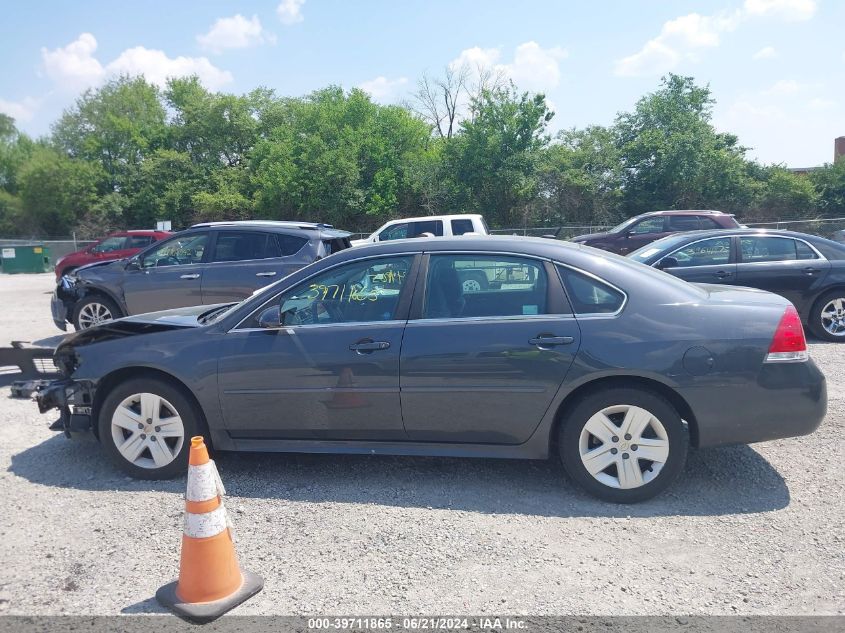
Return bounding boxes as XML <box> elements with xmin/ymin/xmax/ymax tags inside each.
<box><xmin>809</xmin><ymin>291</ymin><xmax>845</xmax><ymax>342</ymax></box>
<box><xmin>98</xmin><ymin>377</ymin><xmax>205</xmax><ymax>479</ymax></box>
<box><xmin>73</xmin><ymin>295</ymin><xmax>122</xmax><ymax>330</ymax></box>
<box><xmin>558</xmin><ymin>387</ymin><xmax>688</xmax><ymax>503</ymax></box>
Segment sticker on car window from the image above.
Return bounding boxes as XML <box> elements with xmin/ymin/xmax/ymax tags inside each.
<box><xmin>523</xmin><ymin>305</ymin><xmax>539</xmax><ymax>315</ymax></box>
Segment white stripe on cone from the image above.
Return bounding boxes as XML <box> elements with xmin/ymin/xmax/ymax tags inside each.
<box><xmin>184</xmin><ymin>505</ymin><xmax>228</xmax><ymax>539</ymax></box>
<box><xmin>186</xmin><ymin>460</ymin><xmax>225</xmax><ymax>502</ymax></box>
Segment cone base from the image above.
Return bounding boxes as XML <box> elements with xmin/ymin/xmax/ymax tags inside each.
<box><xmin>156</xmin><ymin>569</ymin><xmax>263</xmax><ymax>623</ymax></box>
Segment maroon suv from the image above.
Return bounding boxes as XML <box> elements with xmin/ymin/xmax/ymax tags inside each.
<box><xmin>570</xmin><ymin>210</ymin><xmax>741</xmax><ymax>255</ymax></box>
<box><xmin>54</xmin><ymin>230</ymin><xmax>171</xmax><ymax>279</ymax></box>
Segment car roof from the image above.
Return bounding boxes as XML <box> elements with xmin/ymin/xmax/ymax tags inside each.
<box><xmin>646</xmin><ymin>228</ymin><xmax>828</xmax><ymax>241</ymax></box>
<box><xmin>187</xmin><ymin>220</ymin><xmax>350</xmax><ymax>238</ymax></box>
<box><xmin>381</xmin><ymin>214</ymin><xmax>483</xmax><ymax>224</ymax></box>
<box><xmin>110</xmin><ymin>230</ymin><xmax>169</xmax><ymax>235</ymax></box>
<box><xmin>640</xmin><ymin>210</ymin><xmax>730</xmax><ymax>217</ymax></box>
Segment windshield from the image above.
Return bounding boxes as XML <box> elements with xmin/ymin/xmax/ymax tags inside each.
<box><xmin>629</xmin><ymin>234</ymin><xmax>692</xmax><ymax>262</ymax></box>
<box><xmin>608</xmin><ymin>217</ymin><xmax>639</xmax><ymax>234</ymax></box>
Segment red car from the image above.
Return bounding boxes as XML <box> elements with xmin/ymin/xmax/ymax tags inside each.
<box><xmin>569</xmin><ymin>210</ymin><xmax>742</xmax><ymax>255</ymax></box>
<box><xmin>54</xmin><ymin>230</ymin><xmax>171</xmax><ymax>279</ymax></box>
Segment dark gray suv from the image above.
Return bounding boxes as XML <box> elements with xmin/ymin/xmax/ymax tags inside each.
<box><xmin>52</xmin><ymin>221</ymin><xmax>351</xmax><ymax>330</ymax></box>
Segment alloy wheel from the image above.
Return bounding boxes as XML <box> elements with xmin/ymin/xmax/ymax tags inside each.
<box><xmin>78</xmin><ymin>302</ymin><xmax>113</xmax><ymax>328</ymax></box>
<box><xmin>578</xmin><ymin>404</ymin><xmax>670</xmax><ymax>489</ymax></box>
<box><xmin>110</xmin><ymin>392</ymin><xmax>185</xmax><ymax>469</ymax></box>
<box><xmin>820</xmin><ymin>298</ymin><xmax>845</xmax><ymax>337</ymax></box>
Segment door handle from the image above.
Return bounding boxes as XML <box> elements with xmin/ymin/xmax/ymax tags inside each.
<box><xmin>713</xmin><ymin>270</ymin><xmax>732</xmax><ymax>279</ymax></box>
<box><xmin>180</xmin><ymin>273</ymin><xmax>200</xmax><ymax>280</ymax></box>
<box><xmin>529</xmin><ymin>335</ymin><xmax>574</xmax><ymax>347</ymax></box>
<box><xmin>256</xmin><ymin>271</ymin><xmax>277</xmax><ymax>277</ymax></box>
<box><xmin>803</xmin><ymin>267</ymin><xmax>820</xmax><ymax>276</ymax></box>
<box><xmin>349</xmin><ymin>340</ymin><xmax>390</xmax><ymax>354</ymax></box>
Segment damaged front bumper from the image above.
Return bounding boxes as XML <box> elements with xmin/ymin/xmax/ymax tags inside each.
<box><xmin>36</xmin><ymin>379</ymin><xmax>94</xmax><ymax>437</ymax></box>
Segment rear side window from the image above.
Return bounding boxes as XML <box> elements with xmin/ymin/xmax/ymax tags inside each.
<box><xmin>409</xmin><ymin>220</ymin><xmax>444</xmax><ymax>237</ymax></box>
<box><xmin>740</xmin><ymin>236</ymin><xmax>804</xmax><ymax>263</ymax></box>
<box><xmin>423</xmin><ymin>255</ymin><xmax>547</xmax><ymax>319</ymax></box>
<box><xmin>212</xmin><ymin>232</ymin><xmax>269</xmax><ymax>262</ymax></box>
<box><xmin>451</xmin><ymin>219</ymin><xmax>475</xmax><ymax>235</ymax></box>
<box><xmin>796</xmin><ymin>241</ymin><xmax>818</xmax><ymax>260</ymax></box>
<box><xmin>126</xmin><ymin>235</ymin><xmax>153</xmax><ymax>248</ymax></box>
<box><xmin>558</xmin><ymin>266</ymin><xmax>625</xmax><ymax>315</ymax></box>
<box><xmin>667</xmin><ymin>216</ymin><xmax>701</xmax><ymax>231</ymax></box>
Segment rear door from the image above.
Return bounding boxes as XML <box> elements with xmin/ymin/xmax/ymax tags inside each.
<box><xmin>201</xmin><ymin>230</ymin><xmax>310</xmax><ymax>304</ymax></box>
<box><xmin>735</xmin><ymin>235</ymin><xmax>830</xmax><ymax>308</ymax></box>
<box><xmin>662</xmin><ymin>236</ymin><xmax>737</xmax><ymax>284</ymax></box>
<box><xmin>399</xmin><ymin>253</ymin><xmax>579</xmax><ymax>444</ymax></box>
<box><xmin>122</xmin><ymin>232</ymin><xmax>210</xmax><ymax>313</ymax></box>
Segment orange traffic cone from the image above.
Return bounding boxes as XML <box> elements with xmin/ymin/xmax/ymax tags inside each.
<box><xmin>156</xmin><ymin>436</ymin><xmax>263</xmax><ymax>622</ymax></box>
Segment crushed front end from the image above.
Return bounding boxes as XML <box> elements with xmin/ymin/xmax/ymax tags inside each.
<box><xmin>35</xmin><ymin>343</ymin><xmax>95</xmax><ymax>437</ymax></box>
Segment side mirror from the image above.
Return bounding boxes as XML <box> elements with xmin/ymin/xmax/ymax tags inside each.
<box><xmin>258</xmin><ymin>306</ymin><xmax>282</xmax><ymax>329</ymax></box>
<box><xmin>626</xmin><ymin>230</ymin><xmax>637</xmax><ymax>238</ymax></box>
<box><xmin>125</xmin><ymin>259</ymin><xmax>141</xmax><ymax>271</ymax></box>
<box><xmin>658</xmin><ymin>256</ymin><xmax>679</xmax><ymax>270</ymax></box>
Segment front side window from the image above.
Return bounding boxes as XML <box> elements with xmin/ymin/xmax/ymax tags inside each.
<box><xmin>126</xmin><ymin>235</ymin><xmax>153</xmax><ymax>249</ymax></box>
<box><xmin>451</xmin><ymin>219</ymin><xmax>475</xmax><ymax>235</ymax></box>
<box><xmin>379</xmin><ymin>223</ymin><xmax>409</xmax><ymax>241</ymax></box>
<box><xmin>558</xmin><ymin>266</ymin><xmax>625</xmax><ymax>315</ymax></box>
<box><xmin>669</xmin><ymin>237</ymin><xmax>731</xmax><ymax>267</ymax></box>
<box><xmin>91</xmin><ymin>236</ymin><xmax>127</xmax><ymax>253</ymax></box>
<box><xmin>140</xmin><ymin>233</ymin><xmax>208</xmax><ymax>268</ymax></box>
<box><xmin>423</xmin><ymin>255</ymin><xmax>548</xmax><ymax>319</ymax></box>
<box><xmin>630</xmin><ymin>217</ymin><xmax>665</xmax><ymax>235</ymax></box>
<box><xmin>740</xmin><ymin>237</ymin><xmax>802</xmax><ymax>263</ymax></box>
<box><xmin>276</xmin><ymin>256</ymin><xmax>414</xmax><ymax>326</ymax></box>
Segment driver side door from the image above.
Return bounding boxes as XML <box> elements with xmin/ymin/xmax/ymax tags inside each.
<box><xmin>217</xmin><ymin>254</ymin><xmax>420</xmax><ymax>441</ymax></box>
<box><xmin>123</xmin><ymin>232</ymin><xmax>210</xmax><ymax>314</ymax></box>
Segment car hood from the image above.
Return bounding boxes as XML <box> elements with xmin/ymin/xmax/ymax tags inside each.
<box><xmin>571</xmin><ymin>232</ymin><xmax>610</xmax><ymax>242</ymax></box>
<box><xmin>55</xmin><ymin>304</ymin><xmax>230</xmax><ymax>352</ymax></box>
<box><xmin>71</xmin><ymin>258</ymin><xmax>128</xmax><ymax>279</ymax></box>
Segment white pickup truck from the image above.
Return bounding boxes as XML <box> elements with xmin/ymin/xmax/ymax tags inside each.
<box><xmin>351</xmin><ymin>214</ymin><xmax>489</xmax><ymax>246</ymax></box>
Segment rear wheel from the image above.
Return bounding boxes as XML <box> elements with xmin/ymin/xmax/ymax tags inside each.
<box><xmin>73</xmin><ymin>295</ymin><xmax>122</xmax><ymax>330</ymax></box>
<box><xmin>809</xmin><ymin>290</ymin><xmax>845</xmax><ymax>342</ymax></box>
<box><xmin>558</xmin><ymin>387</ymin><xmax>688</xmax><ymax>503</ymax></box>
<box><xmin>98</xmin><ymin>377</ymin><xmax>205</xmax><ymax>479</ymax></box>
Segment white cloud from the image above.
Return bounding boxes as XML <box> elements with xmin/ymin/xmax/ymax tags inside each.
<box><xmin>616</xmin><ymin>0</ymin><xmax>815</xmax><ymax>77</ymax></box>
<box><xmin>41</xmin><ymin>33</ymin><xmax>104</xmax><ymax>91</ymax></box>
<box><xmin>0</xmin><ymin>96</ymin><xmax>40</xmax><ymax>123</ymax></box>
<box><xmin>358</xmin><ymin>76</ymin><xmax>408</xmax><ymax>101</ymax></box>
<box><xmin>743</xmin><ymin>0</ymin><xmax>816</xmax><ymax>21</ymax></box>
<box><xmin>808</xmin><ymin>97</ymin><xmax>836</xmax><ymax>110</ymax></box>
<box><xmin>197</xmin><ymin>14</ymin><xmax>274</xmax><ymax>54</ymax></box>
<box><xmin>764</xmin><ymin>79</ymin><xmax>803</xmax><ymax>95</ymax></box>
<box><xmin>752</xmin><ymin>45</ymin><xmax>777</xmax><ymax>60</ymax></box>
<box><xmin>41</xmin><ymin>33</ymin><xmax>233</xmax><ymax>93</ymax></box>
<box><xmin>107</xmin><ymin>47</ymin><xmax>233</xmax><ymax>90</ymax></box>
<box><xmin>450</xmin><ymin>42</ymin><xmax>568</xmax><ymax>92</ymax></box>
<box><xmin>277</xmin><ymin>0</ymin><xmax>305</xmax><ymax>25</ymax></box>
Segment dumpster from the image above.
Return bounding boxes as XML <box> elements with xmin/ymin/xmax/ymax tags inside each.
<box><xmin>0</xmin><ymin>244</ymin><xmax>51</xmax><ymax>274</ymax></box>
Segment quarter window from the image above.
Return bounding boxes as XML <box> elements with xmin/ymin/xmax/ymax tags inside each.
<box><xmin>140</xmin><ymin>233</ymin><xmax>208</xmax><ymax>268</ymax></box>
<box><xmin>698</xmin><ymin>216</ymin><xmax>723</xmax><ymax>229</ymax></box>
<box><xmin>423</xmin><ymin>255</ymin><xmax>548</xmax><ymax>319</ymax></box>
<box><xmin>268</xmin><ymin>233</ymin><xmax>308</xmax><ymax>257</ymax></box>
<box><xmin>558</xmin><ymin>266</ymin><xmax>625</xmax><ymax>315</ymax></box>
<box><xmin>275</xmin><ymin>256</ymin><xmax>414</xmax><ymax>326</ymax></box>
<box><xmin>740</xmin><ymin>237</ymin><xmax>805</xmax><ymax>263</ymax></box>
<box><xmin>669</xmin><ymin>237</ymin><xmax>731</xmax><ymax>267</ymax></box>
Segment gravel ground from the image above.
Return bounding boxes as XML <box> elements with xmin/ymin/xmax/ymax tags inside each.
<box><xmin>0</xmin><ymin>273</ymin><xmax>843</xmax><ymax>616</ymax></box>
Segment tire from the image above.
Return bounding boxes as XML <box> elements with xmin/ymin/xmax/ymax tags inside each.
<box><xmin>73</xmin><ymin>294</ymin><xmax>122</xmax><ymax>330</ymax></box>
<box><xmin>558</xmin><ymin>387</ymin><xmax>688</xmax><ymax>504</ymax></box>
<box><xmin>98</xmin><ymin>377</ymin><xmax>206</xmax><ymax>479</ymax></box>
<box><xmin>808</xmin><ymin>290</ymin><xmax>845</xmax><ymax>342</ymax></box>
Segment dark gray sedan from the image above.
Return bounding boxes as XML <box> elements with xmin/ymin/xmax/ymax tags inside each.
<box><xmin>37</xmin><ymin>236</ymin><xmax>826</xmax><ymax>503</ymax></box>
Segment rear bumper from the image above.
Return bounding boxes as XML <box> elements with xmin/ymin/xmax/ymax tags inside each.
<box><xmin>682</xmin><ymin>359</ymin><xmax>827</xmax><ymax>448</ymax></box>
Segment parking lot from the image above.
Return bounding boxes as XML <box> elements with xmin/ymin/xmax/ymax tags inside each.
<box><xmin>0</xmin><ymin>272</ymin><xmax>842</xmax><ymax>616</ymax></box>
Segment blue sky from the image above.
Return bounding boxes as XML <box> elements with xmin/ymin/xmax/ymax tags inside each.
<box><xmin>1</xmin><ymin>0</ymin><xmax>843</xmax><ymax>167</ymax></box>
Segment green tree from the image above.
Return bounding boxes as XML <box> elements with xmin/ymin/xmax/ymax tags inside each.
<box><xmin>811</xmin><ymin>160</ymin><xmax>845</xmax><ymax>218</ymax></box>
<box><xmin>752</xmin><ymin>167</ymin><xmax>818</xmax><ymax>219</ymax></box>
<box><xmin>52</xmin><ymin>76</ymin><xmax>166</xmax><ymax>191</ymax></box>
<box><xmin>615</xmin><ymin>74</ymin><xmax>753</xmax><ymax>216</ymax></box>
<box><xmin>446</xmin><ymin>85</ymin><xmax>553</xmax><ymax>227</ymax></box>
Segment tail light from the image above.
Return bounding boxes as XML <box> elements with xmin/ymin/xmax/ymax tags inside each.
<box><xmin>765</xmin><ymin>305</ymin><xmax>808</xmax><ymax>363</ymax></box>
